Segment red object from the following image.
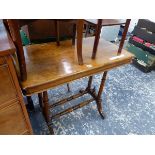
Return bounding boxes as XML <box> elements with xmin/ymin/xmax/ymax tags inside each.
<box><xmin>132</xmin><ymin>36</ymin><xmax>144</xmax><ymax>44</ymax></box>
<box><xmin>145</xmin><ymin>42</ymin><xmax>151</xmax><ymax>47</ymax></box>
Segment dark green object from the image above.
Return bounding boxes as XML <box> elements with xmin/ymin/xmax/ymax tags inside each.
<box><xmin>20</xmin><ymin>30</ymin><xmax>30</xmax><ymax>45</ymax></box>
<box><xmin>126</xmin><ymin>43</ymin><xmax>155</xmax><ymax>68</ymax></box>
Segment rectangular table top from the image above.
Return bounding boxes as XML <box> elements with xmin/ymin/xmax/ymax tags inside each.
<box><xmin>21</xmin><ymin>37</ymin><xmax>133</xmax><ymax>95</ymax></box>
<box><xmin>0</xmin><ymin>22</ymin><xmax>133</xmax><ymax>95</ymax></box>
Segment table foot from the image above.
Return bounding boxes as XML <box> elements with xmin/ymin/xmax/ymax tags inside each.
<box><xmin>99</xmin><ymin>111</ymin><xmax>106</xmax><ymax>119</ymax></box>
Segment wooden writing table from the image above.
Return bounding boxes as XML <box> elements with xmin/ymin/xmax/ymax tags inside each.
<box><xmin>22</xmin><ymin>37</ymin><xmax>132</xmax><ymax>95</ymax></box>
<box><xmin>1</xmin><ymin>20</ymin><xmax>133</xmax><ymax>133</ymax></box>
<box><xmin>20</xmin><ymin>36</ymin><xmax>133</xmax><ymax>121</ymax></box>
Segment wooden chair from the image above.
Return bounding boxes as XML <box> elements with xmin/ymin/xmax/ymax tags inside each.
<box><xmin>84</xmin><ymin>19</ymin><xmax>131</xmax><ymax>58</ymax></box>
<box><xmin>6</xmin><ymin>19</ymin><xmax>132</xmax><ymax>134</ymax></box>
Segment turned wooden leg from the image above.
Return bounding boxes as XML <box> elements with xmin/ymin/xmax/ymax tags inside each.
<box><xmin>26</xmin><ymin>96</ymin><xmax>34</xmax><ymax>111</ymax></box>
<box><xmin>42</xmin><ymin>91</ymin><xmax>50</xmax><ymax>123</ymax></box>
<box><xmin>38</xmin><ymin>93</ymin><xmax>43</xmax><ymax>108</ymax></box>
<box><xmin>42</xmin><ymin>91</ymin><xmax>54</xmax><ymax>134</ymax></box>
<box><xmin>91</xmin><ymin>19</ymin><xmax>102</xmax><ymax>59</ymax></box>
<box><xmin>96</xmin><ymin>71</ymin><xmax>108</xmax><ymax>119</ymax></box>
<box><xmin>117</xmin><ymin>19</ymin><xmax>131</xmax><ymax>55</ymax></box>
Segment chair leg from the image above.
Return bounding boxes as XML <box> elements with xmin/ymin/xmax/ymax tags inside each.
<box><xmin>26</xmin><ymin>96</ymin><xmax>34</xmax><ymax>111</ymax></box>
<box><xmin>38</xmin><ymin>93</ymin><xmax>43</xmax><ymax>108</ymax></box>
<box><xmin>117</xmin><ymin>19</ymin><xmax>131</xmax><ymax>54</ymax></box>
<box><xmin>91</xmin><ymin>19</ymin><xmax>102</xmax><ymax>59</ymax></box>
<box><xmin>76</xmin><ymin>19</ymin><xmax>84</xmax><ymax>65</ymax></box>
<box><xmin>96</xmin><ymin>71</ymin><xmax>108</xmax><ymax>119</ymax></box>
<box><xmin>42</xmin><ymin>91</ymin><xmax>50</xmax><ymax>123</ymax></box>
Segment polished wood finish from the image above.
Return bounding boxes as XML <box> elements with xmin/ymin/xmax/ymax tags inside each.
<box><xmin>0</xmin><ymin>23</ymin><xmax>32</xmax><ymax>135</ymax></box>
<box><xmin>6</xmin><ymin>19</ymin><xmax>86</xmax><ymax>76</ymax></box>
<box><xmin>7</xmin><ymin>19</ymin><xmax>77</xmax><ymax>109</ymax></box>
<box><xmin>21</xmin><ymin>37</ymin><xmax>133</xmax><ymax>95</ymax></box>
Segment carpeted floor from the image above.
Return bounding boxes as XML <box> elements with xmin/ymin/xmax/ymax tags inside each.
<box><xmin>28</xmin><ymin>64</ymin><xmax>155</xmax><ymax>135</ymax></box>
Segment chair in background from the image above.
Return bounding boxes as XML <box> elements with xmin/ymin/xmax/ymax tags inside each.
<box><xmin>84</xmin><ymin>19</ymin><xmax>131</xmax><ymax>58</ymax></box>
